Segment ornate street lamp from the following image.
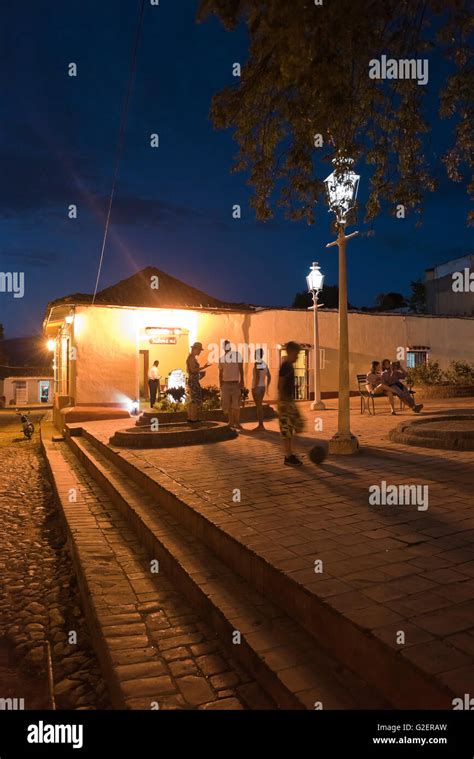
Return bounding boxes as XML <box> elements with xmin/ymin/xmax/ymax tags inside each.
<box><xmin>324</xmin><ymin>157</ymin><xmax>360</xmax><ymax>454</ymax></box>
<box><xmin>324</xmin><ymin>158</ymin><xmax>360</xmax><ymax>224</ymax></box>
<box><xmin>306</xmin><ymin>262</ymin><xmax>325</xmax><ymax>410</ymax></box>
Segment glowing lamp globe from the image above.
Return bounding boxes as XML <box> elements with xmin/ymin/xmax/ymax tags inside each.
<box><xmin>324</xmin><ymin>158</ymin><xmax>360</xmax><ymax>223</ymax></box>
<box><xmin>46</xmin><ymin>339</ymin><xmax>55</xmax><ymax>352</ymax></box>
<box><xmin>306</xmin><ymin>262</ymin><xmax>324</xmax><ymax>294</ymax></box>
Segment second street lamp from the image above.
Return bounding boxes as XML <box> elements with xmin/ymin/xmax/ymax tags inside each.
<box><xmin>324</xmin><ymin>156</ymin><xmax>360</xmax><ymax>454</ymax></box>
<box><xmin>306</xmin><ymin>262</ymin><xmax>325</xmax><ymax>411</ymax></box>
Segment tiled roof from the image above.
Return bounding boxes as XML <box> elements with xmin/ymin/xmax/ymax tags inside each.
<box><xmin>46</xmin><ymin>267</ymin><xmax>255</xmax><ymax>312</ymax></box>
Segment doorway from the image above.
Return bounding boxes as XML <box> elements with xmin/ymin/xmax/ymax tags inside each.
<box><xmin>279</xmin><ymin>346</ymin><xmax>310</xmax><ymax>400</ymax></box>
<box><xmin>139</xmin><ymin>350</ymin><xmax>149</xmax><ymax>400</ymax></box>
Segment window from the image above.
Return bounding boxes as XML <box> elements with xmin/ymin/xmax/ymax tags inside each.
<box><xmin>407</xmin><ymin>348</ymin><xmax>429</xmax><ymax>368</ymax></box>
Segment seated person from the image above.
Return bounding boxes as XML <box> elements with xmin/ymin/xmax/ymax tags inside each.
<box><xmin>366</xmin><ymin>361</ymin><xmax>396</xmax><ymax>414</ymax></box>
<box><xmin>381</xmin><ymin>359</ymin><xmax>423</xmax><ymax>414</ymax></box>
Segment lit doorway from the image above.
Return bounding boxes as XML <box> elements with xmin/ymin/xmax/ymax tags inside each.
<box><xmin>138</xmin><ymin>328</ymin><xmax>190</xmax><ymax>402</ymax></box>
<box><xmin>39</xmin><ymin>380</ymin><xmax>51</xmax><ymax>403</ymax></box>
<box><xmin>279</xmin><ymin>345</ymin><xmax>310</xmax><ymax>400</ymax></box>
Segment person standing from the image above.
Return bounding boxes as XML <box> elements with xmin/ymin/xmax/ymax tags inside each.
<box><xmin>186</xmin><ymin>342</ymin><xmax>210</xmax><ymax>423</ymax></box>
<box><xmin>278</xmin><ymin>342</ymin><xmax>304</xmax><ymax>466</ymax></box>
<box><xmin>219</xmin><ymin>340</ymin><xmax>244</xmax><ymax>431</ymax></box>
<box><xmin>251</xmin><ymin>348</ymin><xmax>271</xmax><ymax>431</ymax></box>
<box><xmin>148</xmin><ymin>360</ymin><xmax>160</xmax><ymax>408</ymax></box>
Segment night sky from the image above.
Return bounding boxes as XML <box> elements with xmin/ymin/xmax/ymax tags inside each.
<box><xmin>1</xmin><ymin>0</ymin><xmax>472</xmax><ymax>338</ymax></box>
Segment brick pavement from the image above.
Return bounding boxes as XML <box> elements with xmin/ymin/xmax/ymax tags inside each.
<box><xmin>78</xmin><ymin>397</ymin><xmax>474</xmax><ymax>704</ymax></box>
<box><xmin>43</xmin><ymin>427</ymin><xmax>273</xmax><ymax>709</ymax></box>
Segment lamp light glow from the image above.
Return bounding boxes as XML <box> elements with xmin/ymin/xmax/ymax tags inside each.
<box><xmin>46</xmin><ymin>339</ymin><xmax>56</xmax><ymax>352</ymax></box>
<box><xmin>306</xmin><ymin>262</ymin><xmax>324</xmax><ymax>294</ymax></box>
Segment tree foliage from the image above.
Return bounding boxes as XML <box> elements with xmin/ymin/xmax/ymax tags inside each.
<box><xmin>198</xmin><ymin>0</ymin><xmax>473</xmax><ymax>226</ymax></box>
<box><xmin>374</xmin><ymin>291</ymin><xmax>407</xmax><ymax>310</ymax></box>
<box><xmin>408</xmin><ymin>278</ymin><xmax>427</xmax><ymax>313</ymax></box>
<box><xmin>292</xmin><ymin>283</ymin><xmax>341</xmax><ymax>309</ymax></box>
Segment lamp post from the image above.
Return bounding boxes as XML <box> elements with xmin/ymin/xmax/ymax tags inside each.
<box><xmin>306</xmin><ymin>262</ymin><xmax>325</xmax><ymax>410</ymax></box>
<box><xmin>324</xmin><ymin>157</ymin><xmax>360</xmax><ymax>454</ymax></box>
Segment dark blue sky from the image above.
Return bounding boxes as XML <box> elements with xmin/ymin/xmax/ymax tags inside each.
<box><xmin>0</xmin><ymin>0</ymin><xmax>472</xmax><ymax>338</ymax></box>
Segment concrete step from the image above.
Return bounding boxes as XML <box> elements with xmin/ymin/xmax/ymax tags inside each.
<box><xmin>71</xmin><ymin>424</ymin><xmax>456</xmax><ymax>708</ymax></box>
<box><xmin>66</xmin><ymin>430</ymin><xmax>388</xmax><ymax>709</ymax></box>
<box><xmin>41</xmin><ymin>430</ymin><xmax>271</xmax><ymax>710</ymax></box>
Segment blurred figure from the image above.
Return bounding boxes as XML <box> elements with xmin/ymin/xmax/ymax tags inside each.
<box><xmin>278</xmin><ymin>342</ymin><xmax>305</xmax><ymax>466</ymax></box>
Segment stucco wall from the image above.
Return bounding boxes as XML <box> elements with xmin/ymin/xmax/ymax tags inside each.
<box><xmin>73</xmin><ymin>306</ymin><xmax>139</xmax><ymax>406</ymax></box>
<box><xmin>67</xmin><ymin>305</ymin><xmax>474</xmax><ymax>405</ymax></box>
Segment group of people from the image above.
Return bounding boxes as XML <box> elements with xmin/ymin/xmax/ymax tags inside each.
<box><xmin>148</xmin><ymin>344</ymin><xmax>423</xmax><ymax>467</ymax></box>
<box><xmin>365</xmin><ymin>359</ymin><xmax>423</xmax><ymax>414</ymax></box>
<box><xmin>185</xmin><ymin>339</ymin><xmax>304</xmax><ymax>466</ymax></box>
<box><xmin>185</xmin><ymin>340</ymin><xmax>271</xmax><ymax>431</ymax></box>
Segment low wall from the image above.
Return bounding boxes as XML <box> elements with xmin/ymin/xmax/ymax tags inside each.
<box><xmin>414</xmin><ymin>384</ymin><xmax>474</xmax><ymax>400</ymax></box>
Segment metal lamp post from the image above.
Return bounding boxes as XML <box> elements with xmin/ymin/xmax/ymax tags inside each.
<box><xmin>306</xmin><ymin>262</ymin><xmax>325</xmax><ymax>410</ymax></box>
<box><xmin>324</xmin><ymin>157</ymin><xmax>360</xmax><ymax>454</ymax></box>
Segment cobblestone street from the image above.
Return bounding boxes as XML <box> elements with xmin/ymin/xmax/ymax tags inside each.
<box><xmin>0</xmin><ymin>412</ymin><xmax>272</xmax><ymax>710</ymax></box>
<box><xmin>0</xmin><ymin>411</ymin><xmax>108</xmax><ymax>709</ymax></box>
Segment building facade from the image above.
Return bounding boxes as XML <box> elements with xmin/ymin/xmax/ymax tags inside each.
<box><xmin>0</xmin><ymin>367</ymin><xmax>53</xmax><ymax>407</ymax></box>
<box><xmin>425</xmin><ymin>254</ymin><xmax>474</xmax><ymax>316</ymax></box>
<box><xmin>43</xmin><ymin>267</ymin><xmax>474</xmax><ymax>421</ymax></box>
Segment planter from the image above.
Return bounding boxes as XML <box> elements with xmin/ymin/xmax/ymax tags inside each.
<box><xmin>110</xmin><ymin>420</ymin><xmax>237</xmax><ymax>449</ymax></box>
<box><xmin>137</xmin><ymin>403</ymin><xmax>277</xmax><ymax>426</ymax></box>
<box><xmin>389</xmin><ymin>414</ymin><xmax>474</xmax><ymax>451</ymax></box>
<box><xmin>411</xmin><ymin>384</ymin><xmax>474</xmax><ymax>401</ymax></box>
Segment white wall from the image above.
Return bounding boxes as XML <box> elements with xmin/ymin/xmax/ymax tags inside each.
<box><xmin>63</xmin><ymin>305</ymin><xmax>474</xmax><ymax>406</ymax></box>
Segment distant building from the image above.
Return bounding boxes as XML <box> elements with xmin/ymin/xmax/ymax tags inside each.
<box><xmin>0</xmin><ymin>366</ymin><xmax>53</xmax><ymax>407</ymax></box>
<box><xmin>43</xmin><ymin>267</ymin><xmax>474</xmax><ymax>426</ymax></box>
<box><xmin>425</xmin><ymin>254</ymin><xmax>474</xmax><ymax>316</ymax></box>
<box><xmin>0</xmin><ymin>335</ymin><xmax>53</xmax><ymax>407</ymax></box>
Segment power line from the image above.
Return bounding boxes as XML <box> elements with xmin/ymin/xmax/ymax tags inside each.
<box><xmin>92</xmin><ymin>0</ymin><xmax>146</xmax><ymax>303</ymax></box>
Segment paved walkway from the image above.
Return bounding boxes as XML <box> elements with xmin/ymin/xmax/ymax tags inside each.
<box><xmin>80</xmin><ymin>398</ymin><xmax>474</xmax><ymax>702</ymax></box>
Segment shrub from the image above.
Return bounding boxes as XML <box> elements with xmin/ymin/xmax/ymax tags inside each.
<box><xmin>154</xmin><ymin>397</ymin><xmax>185</xmax><ymax>412</ymax></box>
<box><xmin>443</xmin><ymin>361</ymin><xmax>474</xmax><ymax>386</ymax></box>
<box><xmin>201</xmin><ymin>384</ymin><xmax>221</xmax><ymax>410</ymax></box>
<box><xmin>167</xmin><ymin>385</ymin><xmax>186</xmax><ymax>403</ymax></box>
<box><xmin>407</xmin><ymin>361</ymin><xmax>444</xmax><ymax>385</ymax></box>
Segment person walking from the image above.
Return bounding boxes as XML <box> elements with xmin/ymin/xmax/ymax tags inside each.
<box><xmin>251</xmin><ymin>348</ymin><xmax>271</xmax><ymax>431</ymax></box>
<box><xmin>278</xmin><ymin>342</ymin><xmax>304</xmax><ymax>467</ymax></box>
<box><xmin>186</xmin><ymin>342</ymin><xmax>210</xmax><ymax>423</ymax></box>
<box><xmin>219</xmin><ymin>340</ymin><xmax>244</xmax><ymax>430</ymax></box>
<box><xmin>148</xmin><ymin>360</ymin><xmax>160</xmax><ymax>408</ymax></box>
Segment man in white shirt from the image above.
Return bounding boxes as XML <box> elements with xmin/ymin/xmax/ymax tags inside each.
<box><xmin>219</xmin><ymin>340</ymin><xmax>244</xmax><ymax>430</ymax></box>
<box><xmin>148</xmin><ymin>360</ymin><xmax>160</xmax><ymax>407</ymax></box>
